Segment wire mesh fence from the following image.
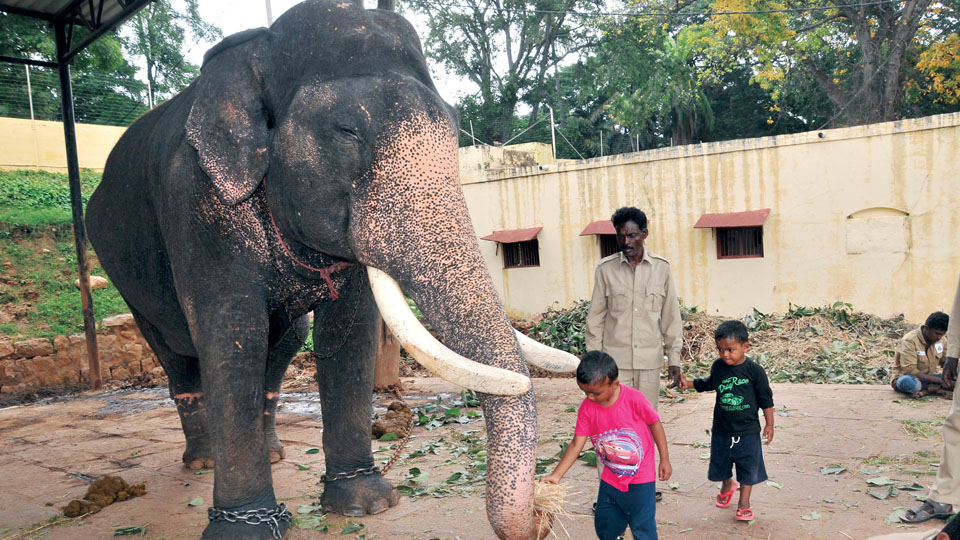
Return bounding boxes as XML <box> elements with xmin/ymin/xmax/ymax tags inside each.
<box><xmin>0</xmin><ymin>65</ymin><xmax>149</xmax><ymax>127</ymax></box>
<box><xmin>0</xmin><ymin>63</ymin><xmax>647</xmax><ymax>161</ymax></box>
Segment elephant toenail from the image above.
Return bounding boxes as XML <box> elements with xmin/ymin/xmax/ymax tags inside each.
<box><xmin>344</xmin><ymin>505</ymin><xmax>365</xmax><ymax>517</ymax></box>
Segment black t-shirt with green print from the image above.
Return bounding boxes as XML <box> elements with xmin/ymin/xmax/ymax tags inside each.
<box><xmin>693</xmin><ymin>357</ymin><xmax>774</xmax><ymax>436</ymax></box>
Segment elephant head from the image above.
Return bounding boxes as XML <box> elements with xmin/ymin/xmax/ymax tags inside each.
<box><xmin>180</xmin><ymin>1</ymin><xmax>573</xmax><ymax>538</ymax></box>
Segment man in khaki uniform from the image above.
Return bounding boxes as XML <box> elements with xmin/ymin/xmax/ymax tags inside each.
<box><xmin>904</xmin><ymin>274</ymin><xmax>960</xmax><ymax>523</ymax></box>
<box><xmin>585</xmin><ymin>206</ymin><xmax>684</xmax><ymax>409</ymax></box>
<box><xmin>891</xmin><ymin>312</ymin><xmax>949</xmax><ymax>398</ymax></box>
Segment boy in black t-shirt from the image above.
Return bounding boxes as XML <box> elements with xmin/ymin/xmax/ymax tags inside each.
<box><xmin>679</xmin><ymin>320</ymin><xmax>774</xmax><ymax>522</ymax></box>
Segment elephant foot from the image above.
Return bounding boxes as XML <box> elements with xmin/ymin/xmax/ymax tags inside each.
<box><xmin>182</xmin><ymin>441</ymin><xmax>214</xmax><ymax>470</ymax></box>
<box><xmin>267</xmin><ymin>433</ymin><xmax>285</xmax><ymax>464</ymax></box>
<box><xmin>320</xmin><ymin>474</ymin><xmax>400</xmax><ymax>516</ymax></box>
<box><xmin>202</xmin><ymin>518</ymin><xmax>289</xmax><ymax>540</ymax></box>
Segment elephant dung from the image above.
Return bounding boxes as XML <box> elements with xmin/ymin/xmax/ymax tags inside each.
<box><xmin>372</xmin><ymin>401</ymin><xmax>413</xmax><ymax>439</ymax></box>
<box><xmin>62</xmin><ymin>475</ymin><xmax>146</xmax><ymax>518</ymax></box>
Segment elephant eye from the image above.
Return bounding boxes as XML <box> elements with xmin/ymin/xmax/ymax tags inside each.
<box><xmin>338</xmin><ymin>126</ymin><xmax>362</xmax><ymax>142</ymax></box>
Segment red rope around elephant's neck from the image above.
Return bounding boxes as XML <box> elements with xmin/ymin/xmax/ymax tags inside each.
<box><xmin>263</xmin><ymin>179</ymin><xmax>351</xmax><ymax>300</ymax></box>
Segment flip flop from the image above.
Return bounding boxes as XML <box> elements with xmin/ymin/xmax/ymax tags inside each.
<box><xmin>902</xmin><ymin>499</ymin><xmax>954</xmax><ymax>523</ymax></box>
<box><xmin>716</xmin><ymin>482</ymin><xmax>739</xmax><ymax>508</ymax></box>
<box><xmin>735</xmin><ymin>508</ymin><xmax>754</xmax><ymax>521</ymax></box>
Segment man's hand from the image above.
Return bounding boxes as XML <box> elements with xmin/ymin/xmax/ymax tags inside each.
<box><xmin>944</xmin><ymin>357</ymin><xmax>958</xmax><ymax>390</ymax></box>
<box><xmin>667</xmin><ymin>365</ymin><xmax>683</xmax><ymax>389</ymax></box>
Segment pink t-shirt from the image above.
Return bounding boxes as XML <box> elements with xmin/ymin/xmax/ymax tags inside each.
<box><xmin>574</xmin><ymin>384</ymin><xmax>660</xmax><ymax>491</ymax></box>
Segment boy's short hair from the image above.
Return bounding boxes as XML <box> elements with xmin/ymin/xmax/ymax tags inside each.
<box><xmin>577</xmin><ymin>350</ymin><xmax>619</xmax><ymax>385</ymax></box>
<box><xmin>715</xmin><ymin>320</ymin><xmax>750</xmax><ymax>343</ymax></box>
<box><xmin>611</xmin><ymin>207</ymin><xmax>647</xmax><ymax>231</ymax></box>
<box><xmin>926</xmin><ymin>311</ymin><xmax>950</xmax><ymax>332</ymax></box>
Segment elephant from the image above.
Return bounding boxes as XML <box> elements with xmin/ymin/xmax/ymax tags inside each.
<box><xmin>84</xmin><ymin>1</ymin><xmax>576</xmax><ymax>539</ymax></box>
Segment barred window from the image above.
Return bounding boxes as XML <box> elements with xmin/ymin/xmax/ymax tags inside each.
<box><xmin>717</xmin><ymin>227</ymin><xmax>764</xmax><ymax>259</ymax></box>
<box><xmin>599</xmin><ymin>234</ymin><xmax>620</xmax><ymax>258</ymax></box>
<box><xmin>502</xmin><ymin>240</ymin><xmax>540</xmax><ymax>268</ymax></box>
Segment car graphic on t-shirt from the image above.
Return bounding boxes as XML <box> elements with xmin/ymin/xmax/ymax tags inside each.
<box><xmin>593</xmin><ymin>429</ymin><xmax>643</xmax><ymax>477</ymax></box>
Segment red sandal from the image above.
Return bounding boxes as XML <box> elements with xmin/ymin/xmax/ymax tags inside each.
<box><xmin>715</xmin><ymin>482</ymin><xmax>739</xmax><ymax>508</ymax></box>
<box><xmin>735</xmin><ymin>508</ymin><xmax>754</xmax><ymax>521</ymax></box>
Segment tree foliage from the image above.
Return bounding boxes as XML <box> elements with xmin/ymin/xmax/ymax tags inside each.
<box><xmin>126</xmin><ymin>0</ymin><xmax>221</xmax><ymax>105</ymax></box>
<box><xmin>681</xmin><ymin>0</ymin><xmax>960</xmax><ymax>125</ymax></box>
<box><xmin>406</xmin><ymin>0</ymin><xmax>603</xmax><ymax>144</ymax></box>
<box><xmin>0</xmin><ymin>13</ymin><xmax>146</xmax><ymax>124</ymax></box>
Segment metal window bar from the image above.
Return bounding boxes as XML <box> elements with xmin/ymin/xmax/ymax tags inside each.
<box><xmin>599</xmin><ymin>234</ymin><xmax>619</xmax><ymax>258</ymax></box>
<box><xmin>717</xmin><ymin>227</ymin><xmax>763</xmax><ymax>259</ymax></box>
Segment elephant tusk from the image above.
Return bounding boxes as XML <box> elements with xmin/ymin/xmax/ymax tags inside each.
<box><xmin>366</xmin><ymin>267</ymin><xmax>532</xmax><ymax>396</ymax></box>
<box><xmin>514</xmin><ymin>331</ymin><xmax>580</xmax><ymax>372</ymax></box>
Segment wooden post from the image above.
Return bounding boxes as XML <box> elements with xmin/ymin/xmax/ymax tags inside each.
<box><xmin>374</xmin><ymin>315</ymin><xmax>400</xmax><ymax>390</ymax></box>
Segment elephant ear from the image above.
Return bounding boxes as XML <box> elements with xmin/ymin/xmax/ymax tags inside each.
<box><xmin>186</xmin><ymin>28</ymin><xmax>273</xmax><ymax>206</ymax></box>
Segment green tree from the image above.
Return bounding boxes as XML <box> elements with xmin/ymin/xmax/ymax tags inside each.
<box><xmin>682</xmin><ymin>0</ymin><xmax>959</xmax><ymax>126</ymax></box>
<box><xmin>406</xmin><ymin>0</ymin><xmax>603</xmax><ymax>144</ymax></box>
<box><xmin>125</xmin><ymin>0</ymin><xmax>221</xmax><ymax>105</ymax></box>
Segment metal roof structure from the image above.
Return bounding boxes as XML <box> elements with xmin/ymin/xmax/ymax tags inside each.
<box><xmin>579</xmin><ymin>219</ymin><xmax>615</xmax><ymax>236</ymax></box>
<box><xmin>694</xmin><ymin>208</ymin><xmax>772</xmax><ymax>229</ymax></box>
<box><xmin>480</xmin><ymin>227</ymin><xmax>543</xmax><ymax>244</ymax></box>
<box><xmin>0</xmin><ymin>0</ymin><xmax>157</xmax><ymax>389</ymax></box>
<box><xmin>0</xmin><ymin>0</ymin><xmax>154</xmax><ymax>65</ymax></box>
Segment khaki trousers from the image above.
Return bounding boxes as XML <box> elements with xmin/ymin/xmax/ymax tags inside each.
<box><xmin>929</xmin><ymin>387</ymin><xmax>960</xmax><ymax>505</ymax></box>
<box><xmin>596</xmin><ymin>368</ymin><xmax>661</xmax><ymax>484</ymax></box>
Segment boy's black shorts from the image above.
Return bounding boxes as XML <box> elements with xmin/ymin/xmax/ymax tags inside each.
<box><xmin>707</xmin><ymin>432</ymin><xmax>768</xmax><ymax>486</ymax></box>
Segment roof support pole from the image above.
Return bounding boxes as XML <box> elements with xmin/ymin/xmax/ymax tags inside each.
<box><xmin>55</xmin><ymin>19</ymin><xmax>101</xmax><ymax>389</ymax></box>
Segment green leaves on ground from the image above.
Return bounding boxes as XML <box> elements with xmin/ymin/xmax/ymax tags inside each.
<box><xmin>187</xmin><ymin>497</ymin><xmax>203</xmax><ymax>506</ymax></box>
<box><xmin>113</xmin><ymin>525</ymin><xmax>147</xmax><ymax>536</ymax></box>
<box><xmin>801</xmin><ymin>511</ymin><xmax>822</xmax><ymax>520</ymax></box>
<box><xmin>820</xmin><ymin>465</ymin><xmax>847</xmax><ymax>475</ymax></box>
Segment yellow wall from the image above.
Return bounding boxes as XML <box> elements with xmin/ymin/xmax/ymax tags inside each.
<box><xmin>0</xmin><ymin>117</ymin><xmax>127</xmax><ymax>172</ymax></box>
<box><xmin>463</xmin><ymin>113</ymin><xmax>960</xmax><ymax>324</ymax></box>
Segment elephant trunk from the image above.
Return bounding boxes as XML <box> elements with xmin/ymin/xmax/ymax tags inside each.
<box><xmin>351</xmin><ymin>110</ymin><xmax>545</xmax><ymax>539</ymax></box>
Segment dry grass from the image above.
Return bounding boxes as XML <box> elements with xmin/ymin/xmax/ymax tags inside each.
<box><xmin>535</xmin><ymin>481</ymin><xmax>575</xmax><ymax>539</ymax></box>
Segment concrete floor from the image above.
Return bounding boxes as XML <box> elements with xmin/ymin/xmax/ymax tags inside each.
<box><xmin>0</xmin><ymin>379</ymin><xmax>953</xmax><ymax>540</ymax></box>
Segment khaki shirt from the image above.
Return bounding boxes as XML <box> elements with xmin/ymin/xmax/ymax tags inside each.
<box><xmin>891</xmin><ymin>327</ymin><xmax>945</xmax><ymax>384</ymax></box>
<box><xmin>949</xmin><ymin>272</ymin><xmax>960</xmax><ymax>359</ymax></box>
<box><xmin>585</xmin><ymin>250</ymin><xmax>682</xmax><ymax>370</ymax></box>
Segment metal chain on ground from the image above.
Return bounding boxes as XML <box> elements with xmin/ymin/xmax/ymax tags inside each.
<box><xmin>207</xmin><ymin>503</ymin><xmax>292</xmax><ymax>540</ymax></box>
<box><xmin>319</xmin><ymin>464</ymin><xmax>381</xmax><ymax>483</ymax></box>
<box><xmin>380</xmin><ymin>413</ymin><xmax>416</xmax><ymax>476</ymax></box>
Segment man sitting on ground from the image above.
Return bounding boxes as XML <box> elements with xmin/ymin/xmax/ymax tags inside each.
<box><xmin>892</xmin><ymin>312</ymin><xmax>951</xmax><ymax>398</ymax></box>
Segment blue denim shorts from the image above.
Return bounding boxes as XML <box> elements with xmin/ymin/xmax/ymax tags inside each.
<box><xmin>707</xmin><ymin>432</ymin><xmax>768</xmax><ymax>486</ymax></box>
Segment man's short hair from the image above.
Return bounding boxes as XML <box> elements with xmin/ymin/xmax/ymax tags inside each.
<box><xmin>715</xmin><ymin>320</ymin><xmax>750</xmax><ymax>343</ymax></box>
<box><xmin>926</xmin><ymin>311</ymin><xmax>950</xmax><ymax>332</ymax></box>
<box><xmin>577</xmin><ymin>350</ymin><xmax>619</xmax><ymax>385</ymax></box>
<box><xmin>612</xmin><ymin>207</ymin><xmax>647</xmax><ymax>231</ymax></box>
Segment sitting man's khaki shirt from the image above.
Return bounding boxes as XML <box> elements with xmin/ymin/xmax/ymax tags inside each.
<box><xmin>891</xmin><ymin>327</ymin><xmax>945</xmax><ymax>387</ymax></box>
<box><xmin>585</xmin><ymin>250</ymin><xmax>682</xmax><ymax>370</ymax></box>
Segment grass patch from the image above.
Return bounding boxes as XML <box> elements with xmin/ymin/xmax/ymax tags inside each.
<box><xmin>901</xmin><ymin>420</ymin><xmax>943</xmax><ymax>438</ymax></box>
<box><xmin>0</xmin><ymin>169</ymin><xmax>130</xmax><ymax>340</ymax></box>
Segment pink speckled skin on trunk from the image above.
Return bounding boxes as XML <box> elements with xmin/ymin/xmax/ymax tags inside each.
<box><xmin>85</xmin><ymin>1</ymin><xmax>546</xmax><ymax>539</ymax></box>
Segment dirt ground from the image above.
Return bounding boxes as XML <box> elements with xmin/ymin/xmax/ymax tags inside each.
<box><xmin>0</xmin><ymin>378</ymin><xmax>954</xmax><ymax>540</ymax></box>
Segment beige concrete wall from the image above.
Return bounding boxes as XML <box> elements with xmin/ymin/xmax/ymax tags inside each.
<box><xmin>0</xmin><ymin>117</ymin><xmax>127</xmax><ymax>172</ymax></box>
<box><xmin>462</xmin><ymin>112</ymin><xmax>960</xmax><ymax>324</ymax></box>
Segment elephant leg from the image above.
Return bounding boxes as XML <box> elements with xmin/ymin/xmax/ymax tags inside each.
<box><xmin>263</xmin><ymin>315</ymin><xmax>309</xmax><ymax>463</ymax></box>
<box><xmin>130</xmin><ymin>309</ymin><xmax>213</xmax><ymax>469</ymax></box>
<box><xmin>192</xmin><ymin>305</ymin><xmax>281</xmax><ymax>540</ymax></box>
<box><xmin>314</xmin><ymin>276</ymin><xmax>399</xmax><ymax>516</ymax></box>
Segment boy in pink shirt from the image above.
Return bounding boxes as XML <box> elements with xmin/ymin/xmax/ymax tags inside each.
<box><xmin>544</xmin><ymin>350</ymin><xmax>672</xmax><ymax>539</ymax></box>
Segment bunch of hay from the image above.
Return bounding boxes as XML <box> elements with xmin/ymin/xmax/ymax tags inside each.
<box><xmin>534</xmin><ymin>481</ymin><xmax>574</xmax><ymax>539</ymax></box>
